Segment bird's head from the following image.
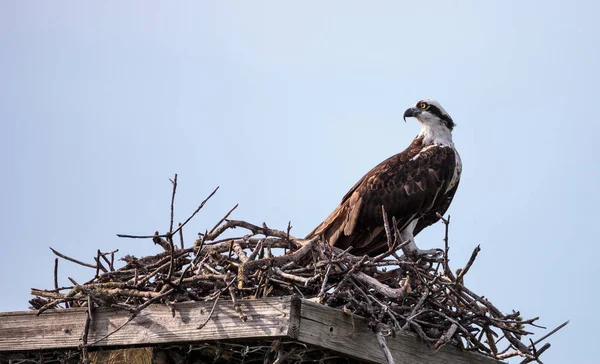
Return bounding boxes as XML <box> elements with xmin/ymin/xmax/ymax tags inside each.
<box><xmin>403</xmin><ymin>99</ymin><xmax>455</xmax><ymax>131</ymax></box>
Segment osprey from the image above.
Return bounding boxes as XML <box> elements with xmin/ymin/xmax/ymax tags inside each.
<box><xmin>306</xmin><ymin>99</ymin><xmax>461</xmax><ymax>258</ymax></box>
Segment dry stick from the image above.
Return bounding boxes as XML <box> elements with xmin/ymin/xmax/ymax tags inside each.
<box><xmin>523</xmin><ymin>339</ymin><xmax>543</xmax><ymax>364</ymax></box>
<box><xmin>166</xmin><ymin>236</ymin><xmax>175</xmax><ymax>280</ymax></box>
<box><xmin>247</xmin><ymin>240</ymin><xmax>263</xmax><ymax>261</ymax></box>
<box><xmin>100</xmin><ymin>254</ymin><xmax>112</xmax><ymax>272</ymax></box>
<box><xmin>461</xmin><ymin>285</ymin><xmax>532</xmax><ymax>355</ymax></box>
<box><xmin>168</xmin><ymin>174</ymin><xmax>178</xmax><ymax>235</ymax></box>
<box><xmin>498</xmin><ymin>321</ymin><xmax>569</xmax><ymax>361</ymax></box>
<box><xmin>434</xmin><ymin>323</ymin><xmax>458</xmax><ymax>352</ymax></box>
<box><xmin>53</xmin><ymin>258</ymin><xmax>59</xmax><ymax>291</ymax></box>
<box><xmin>49</xmin><ymin>247</ymin><xmax>96</xmax><ymax>269</ymax></box>
<box><xmin>166</xmin><ymin>174</ymin><xmax>178</xmax><ymax>281</ymax></box>
<box><xmin>329</xmin><ymin>255</ymin><xmax>367</xmax><ymax>301</ymax></box>
<box><xmin>186</xmin><ymin>230</ymin><xmax>208</xmax><ymax>274</ymax></box>
<box><xmin>520</xmin><ymin>343</ymin><xmax>551</xmax><ymax>364</ymax></box>
<box><xmin>36</xmin><ymin>298</ymin><xmax>70</xmax><ymax>315</ymax></box>
<box><xmin>402</xmin><ymin>287</ymin><xmax>430</xmax><ymax>331</ymax></box>
<box><xmin>178</xmin><ymin>223</ymin><xmax>184</xmax><ymax>250</ymax></box>
<box><xmin>171</xmin><ymin>186</ymin><xmax>219</xmax><ymax>237</ymax></box>
<box><xmin>436</xmin><ymin>213</ymin><xmax>455</xmax><ymax>281</ymax></box>
<box><xmin>317</xmin><ymin>261</ymin><xmax>333</xmax><ymax>299</ymax></box>
<box><xmin>227</xmin><ymin>280</ymin><xmax>247</xmax><ymax>321</ymax></box>
<box><xmin>101</xmin><ymin>288</ymin><xmax>167</xmax><ymax>299</ymax></box>
<box><xmin>237</xmin><ymin>238</ymin><xmax>317</xmax><ymax>289</ymax></box>
<box><xmin>232</xmin><ymin>242</ymin><xmax>249</xmax><ymax>263</ymax></box>
<box><xmin>528</xmin><ymin>320</ymin><xmax>569</xmax><ymax>349</ymax></box>
<box><xmin>197</xmin><ymin>295</ymin><xmax>221</xmax><ymax>330</ymax></box>
<box><xmin>96</xmin><ymin>250</ymin><xmax>108</xmax><ymax>273</ymax></box>
<box><xmin>381</xmin><ymin>206</ymin><xmax>394</xmax><ymax>251</ymax></box>
<box><xmin>371</xmin><ymin>213</ymin><xmax>412</xmax><ymax>263</ymax></box>
<box><xmin>488</xmin><ymin>315</ymin><xmax>540</xmax><ymax>328</ymax></box>
<box><xmin>100</xmin><ymin>249</ymin><xmax>119</xmax><ymax>255</ymax></box>
<box><xmin>208</xmin><ymin>203</ymin><xmax>239</xmax><ymax>235</ymax></box>
<box><xmin>31</xmin><ymin>289</ymin><xmax>72</xmax><ymax>300</ymax></box>
<box><xmin>206</xmin><ymin>219</ymin><xmax>292</xmax><ymax>242</ymax></box>
<box><xmin>456</xmin><ymin>245</ymin><xmax>481</xmax><ymax>283</ymax></box>
<box><xmin>152</xmin><ymin>232</ymin><xmax>171</xmax><ymax>251</ymax></box>
<box><xmin>372</xmin><ymin>240</ymin><xmax>411</xmax><ymax>263</ymax></box>
<box><xmin>272</xmin><ymin>267</ymin><xmax>315</xmax><ymax>286</ymax></box>
<box><xmin>485</xmin><ymin>325</ymin><xmax>499</xmax><ymax>357</ymax></box>
<box><xmin>354</xmin><ymin>272</ymin><xmax>408</xmax><ymax>299</ymax></box>
<box><xmin>87</xmin><ymin>288</ymin><xmax>176</xmax><ymax>346</ymax></box>
<box><xmin>375</xmin><ymin>331</ymin><xmax>395</xmax><ymax>364</ymax></box>
<box><xmin>93</xmin><ymin>257</ymin><xmax>100</xmax><ymax>280</ymax></box>
<box><xmin>117</xmin><ymin>186</ymin><xmax>219</xmax><ymax>239</ymax></box>
<box><xmin>80</xmin><ymin>295</ymin><xmax>92</xmax><ymax>364</ymax></box>
<box><xmin>136</xmin><ymin>260</ymin><xmax>172</xmax><ymax>288</ymax></box>
<box><xmin>421</xmin><ymin>308</ymin><xmax>492</xmax><ymax>354</ymax></box>
<box><xmin>367</xmin><ymin>292</ymin><xmax>403</xmax><ymax>331</ymax></box>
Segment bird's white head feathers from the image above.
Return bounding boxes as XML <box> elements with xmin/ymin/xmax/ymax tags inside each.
<box><xmin>404</xmin><ymin>99</ymin><xmax>455</xmax><ymax>146</ymax></box>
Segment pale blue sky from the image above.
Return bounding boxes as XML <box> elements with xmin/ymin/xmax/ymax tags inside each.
<box><xmin>1</xmin><ymin>1</ymin><xmax>598</xmax><ymax>362</ymax></box>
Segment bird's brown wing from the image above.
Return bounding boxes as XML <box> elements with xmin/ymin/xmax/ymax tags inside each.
<box><xmin>414</xmin><ymin>180</ymin><xmax>460</xmax><ymax>236</ymax></box>
<box><xmin>306</xmin><ymin>142</ymin><xmax>457</xmax><ymax>256</ymax></box>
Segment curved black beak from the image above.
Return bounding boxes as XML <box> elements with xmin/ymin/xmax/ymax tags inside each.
<box><xmin>403</xmin><ymin>107</ymin><xmax>417</xmax><ymax>122</ymax></box>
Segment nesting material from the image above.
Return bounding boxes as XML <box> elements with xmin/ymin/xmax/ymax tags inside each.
<box><xmin>29</xmin><ymin>177</ymin><xmax>566</xmax><ymax>363</ymax></box>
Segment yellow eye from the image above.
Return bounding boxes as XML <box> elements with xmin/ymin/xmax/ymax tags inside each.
<box><xmin>419</xmin><ymin>102</ymin><xmax>428</xmax><ymax>109</ymax></box>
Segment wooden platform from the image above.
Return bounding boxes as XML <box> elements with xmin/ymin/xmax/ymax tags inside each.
<box><xmin>0</xmin><ymin>296</ymin><xmax>502</xmax><ymax>364</ymax></box>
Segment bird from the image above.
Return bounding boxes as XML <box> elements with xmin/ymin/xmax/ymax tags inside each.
<box><xmin>305</xmin><ymin>99</ymin><xmax>461</xmax><ymax>259</ymax></box>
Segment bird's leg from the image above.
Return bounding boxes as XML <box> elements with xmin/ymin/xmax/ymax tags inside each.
<box><xmin>398</xmin><ymin>224</ymin><xmax>443</xmax><ymax>262</ymax></box>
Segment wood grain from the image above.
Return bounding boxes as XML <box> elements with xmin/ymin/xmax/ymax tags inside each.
<box><xmin>297</xmin><ymin>300</ymin><xmax>504</xmax><ymax>364</ymax></box>
<box><xmin>0</xmin><ymin>297</ymin><xmax>504</xmax><ymax>363</ymax></box>
<box><xmin>0</xmin><ymin>297</ymin><xmax>292</xmax><ymax>351</ymax></box>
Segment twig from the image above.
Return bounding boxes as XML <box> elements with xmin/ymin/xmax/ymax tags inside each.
<box><xmin>232</xmin><ymin>242</ymin><xmax>249</xmax><ymax>263</ymax></box>
<box><xmin>434</xmin><ymin>323</ymin><xmax>458</xmax><ymax>352</ymax></box>
<box><xmin>79</xmin><ymin>295</ymin><xmax>93</xmax><ymax>364</ymax></box>
<box><xmin>528</xmin><ymin>320</ymin><xmax>569</xmax><ymax>349</ymax></box>
<box><xmin>375</xmin><ymin>331</ymin><xmax>395</xmax><ymax>364</ymax></box>
<box><xmin>87</xmin><ymin>288</ymin><xmax>175</xmax><ymax>346</ymax></box>
<box><xmin>273</xmin><ymin>267</ymin><xmax>316</xmax><ymax>286</ymax></box>
<box><xmin>53</xmin><ymin>258</ymin><xmax>59</xmax><ymax>291</ymax></box>
<box><xmin>169</xmin><ymin>174</ymin><xmax>178</xmax><ymax>235</ymax></box>
<box><xmin>329</xmin><ymin>255</ymin><xmax>367</xmax><ymax>300</ymax></box>
<box><xmin>117</xmin><ymin>186</ymin><xmax>219</xmax><ymax>239</ymax></box>
<box><xmin>228</xmin><ymin>281</ymin><xmax>246</xmax><ymax>321</ymax></box>
<box><xmin>317</xmin><ymin>261</ymin><xmax>333</xmax><ymax>299</ymax></box>
<box><xmin>247</xmin><ymin>240</ymin><xmax>263</xmax><ymax>261</ymax></box>
<box><xmin>436</xmin><ymin>213</ymin><xmax>455</xmax><ymax>281</ymax></box>
<box><xmin>178</xmin><ymin>223</ymin><xmax>184</xmax><ymax>250</ymax></box>
<box><xmin>197</xmin><ymin>295</ymin><xmax>221</xmax><ymax>330</ymax></box>
<box><xmin>354</xmin><ymin>272</ymin><xmax>408</xmax><ymax>299</ymax></box>
<box><xmin>456</xmin><ymin>245</ymin><xmax>481</xmax><ymax>283</ymax></box>
<box><xmin>381</xmin><ymin>206</ymin><xmax>393</xmax><ymax>251</ymax></box>
<box><xmin>172</xmin><ymin>186</ymin><xmax>219</xmax><ymax>236</ymax></box>
<box><xmin>49</xmin><ymin>247</ymin><xmax>96</xmax><ymax>269</ymax></box>
<box><xmin>208</xmin><ymin>203</ymin><xmax>239</xmax><ymax>234</ymax></box>
<box><xmin>166</xmin><ymin>174</ymin><xmax>178</xmax><ymax>281</ymax></box>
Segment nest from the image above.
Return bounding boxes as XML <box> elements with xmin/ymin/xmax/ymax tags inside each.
<box><xmin>27</xmin><ymin>175</ymin><xmax>567</xmax><ymax>364</ymax></box>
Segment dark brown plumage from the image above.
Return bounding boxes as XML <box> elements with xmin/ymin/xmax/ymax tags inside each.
<box><xmin>306</xmin><ymin>134</ymin><xmax>460</xmax><ymax>257</ymax></box>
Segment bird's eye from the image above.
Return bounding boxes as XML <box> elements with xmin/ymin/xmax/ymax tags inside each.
<box><xmin>419</xmin><ymin>102</ymin><xmax>428</xmax><ymax>109</ymax></box>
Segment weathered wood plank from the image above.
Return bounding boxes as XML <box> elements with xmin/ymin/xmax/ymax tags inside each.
<box><xmin>0</xmin><ymin>297</ymin><xmax>292</xmax><ymax>352</ymax></box>
<box><xmin>297</xmin><ymin>300</ymin><xmax>504</xmax><ymax>364</ymax></box>
<box><xmin>1</xmin><ymin>296</ymin><xmax>504</xmax><ymax>363</ymax></box>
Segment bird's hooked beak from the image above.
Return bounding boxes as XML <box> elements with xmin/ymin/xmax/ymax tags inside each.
<box><xmin>403</xmin><ymin>107</ymin><xmax>420</xmax><ymax>122</ymax></box>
